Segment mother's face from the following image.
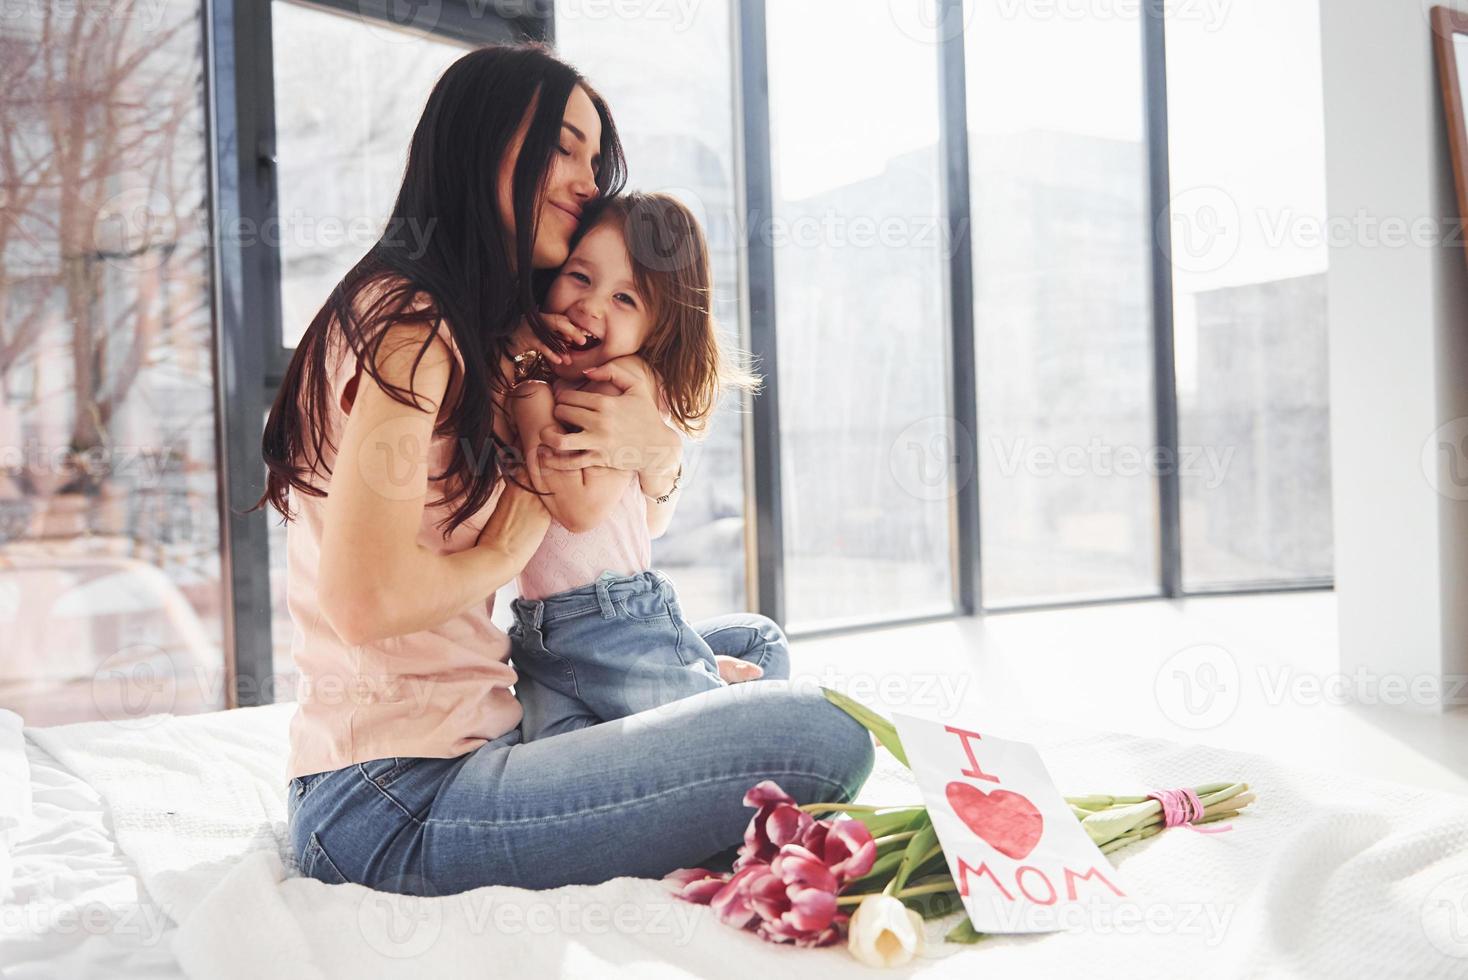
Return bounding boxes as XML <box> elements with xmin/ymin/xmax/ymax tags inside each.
<box><xmin>497</xmin><ymin>84</ymin><xmax>603</xmax><ymax>270</ymax></box>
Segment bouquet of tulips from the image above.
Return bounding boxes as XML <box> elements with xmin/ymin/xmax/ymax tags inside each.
<box><xmin>663</xmin><ymin>689</ymin><xmax>1257</xmax><ymax>967</ymax></box>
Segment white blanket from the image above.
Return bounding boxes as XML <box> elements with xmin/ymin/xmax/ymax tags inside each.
<box><xmin>0</xmin><ymin>708</ymin><xmax>33</xmax><ymax>904</ymax></box>
<box><xmin>22</xmin><ymin>703</ymin><xmax>1468</xmax><ymax>979</ymax></box>
<box><xmin>4</xmin><ymin>736</ymin><xmax>183</xmax><ymax>978</ymax></box>
<box><xmin>25</xmin><ymin>704</ymin><xmax>295</xmax><ymax>923</ymax></box>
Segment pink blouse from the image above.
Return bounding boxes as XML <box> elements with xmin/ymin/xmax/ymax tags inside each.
<box><xmin>283</xmin><ymin>324</ymin><xmax>522</xmax><ymax>780</ymax></box>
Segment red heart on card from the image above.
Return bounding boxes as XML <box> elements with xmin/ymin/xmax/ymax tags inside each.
<box><xmin>945</xmin><ymin>782</ymin><xmax>1044</xmax><ymax>860</ymax></box>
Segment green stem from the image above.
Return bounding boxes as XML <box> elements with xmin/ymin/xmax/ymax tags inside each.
<box><xmin>797</xmin><ymin>802</ymin><xmax>884</xmax><ymax>814</ymax></box>
<box><xmin>837</xmin><ymin>880</ymin><xmax>959</xmax><ymax>906</ymax></box>
<box><xmin>1065</xmin><ymin>783</ymin><xmax>1246</xmax><ymax>818</ymax></box>
<box><xmin>873</xmin><ymin>830</ymin><xmax>919</xmax><ymax>848</ymax></box>
<box><xmin>898</xmin><ymin>881</ymin><xmax>960</xmax><ymax>898</ymax></box>
<box><xmin>1098</xmin><ymin>806</ymin><xmax>1243</xmax><ymax>854</ymax></box>
<box><xmin>1122</xmin><ymin>792</ymin><xmax>1253</xmax><ymax>840</ymax></box>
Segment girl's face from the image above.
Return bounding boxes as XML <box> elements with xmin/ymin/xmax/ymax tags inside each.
<box><xmin>498</xmin><ymin>85</ymin><xmax>602</xmax><ymax>270</ymax></box>
<box><xmin>543</xmin><ymin>221</ymin><xmax>652</xmax><ymax>378</ymax></box>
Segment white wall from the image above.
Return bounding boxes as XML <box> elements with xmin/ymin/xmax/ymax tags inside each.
<box><xmin>1321</xmin><ymin>0</ymin><xmax>1468</xmax><ymax>707</ymax></box>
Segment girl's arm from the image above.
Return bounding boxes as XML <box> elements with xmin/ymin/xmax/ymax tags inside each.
<box><xmin>538</xmin><ymin>355</ymin><xmax>685</xmax><ymax>539</ymax></box>
<box><xmin>318</xmin><ymin>321</ymin><xmax>550</xmax><ymax>647</ymax></box>
<box><xmin>510</xmin><ymin>379</ymin><xmax>630</xmax><ymax>534</ymax></box>
<box><xmin>640</xmin><ymin>444</ymin><xmax>683</xmax><ymax>539</ymax></box>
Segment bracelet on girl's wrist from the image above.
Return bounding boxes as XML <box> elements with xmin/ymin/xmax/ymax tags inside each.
<box><xmin>643</xmin><ymin>463</ymin><xmax>682</xmax><ymax>504</ymax></box>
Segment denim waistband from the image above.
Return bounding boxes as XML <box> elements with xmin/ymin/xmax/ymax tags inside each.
<box><xmin>511</xmin><ymin>569</ymin><xmax>668</xmax><ymax>628</ymax></box>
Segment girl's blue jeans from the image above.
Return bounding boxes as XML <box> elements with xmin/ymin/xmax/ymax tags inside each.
<box><xmin>284</xmin><ymin>594</ymin><xmax>875</xmax><ymax>895</ymax></box>
<box><xmin>508</xmin><ymin>570</ymin><xmax>782</xmax><ymax>741</ymax></box>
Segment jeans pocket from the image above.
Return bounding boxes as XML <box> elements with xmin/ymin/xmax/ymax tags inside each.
<box><xmin>300</xmin><ymin>831</ymin><xmax>350</xmax><ymax>885</ymax></box>
<box><xmin>295</xmin><ymin>769</ymin><xmax>335</xmax><ymax>803</ymax></box>
<box><xmin>360</xmin><ymin>756</ymin><xmax>425</xmax><ymax>791</ymax></box>
<box><xmin>618</xmin><ymin>588</ymin><xmax>672</xmax><ymax>623</ymax></box>
<box><xmin>358</xmin><ymin>756</ymin><xmax>458</xmax><ymax>826</ymax></box>
<box><xmin>513</xmin><ymin>627</ymin><xmax>580</xmax><ymax>700</ymax></box>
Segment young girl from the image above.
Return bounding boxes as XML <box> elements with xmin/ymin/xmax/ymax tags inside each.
<box><xmin>504</xmin><ymin>191</ymin><xmax>784</xmax><ymax>741</ymax></box>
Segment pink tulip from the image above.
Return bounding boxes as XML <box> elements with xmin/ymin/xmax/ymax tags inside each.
<box><xmin>663</xmin><ymin>866</ymin><xmax>727</xmax><ymax>905</ymax></box>
<box><xmin>737</xmin><ymin>844</ymin><xmax>846</xmax><ymax>945</ymax></box>
<box><xmin>770</xmin><ymin>844</ymin><xmax>839</xmax><ymax>894</ymax></box>
<box><xmin>662</xmin><ymin>780</ymin><xmax>876</xmax><ymax>949</ymax></box>
<box><xmin>735</xmin><ymin>780</ymin><xmax>814</xmax><ymax>870</ymax></box>
<box><xmin>709</xmin><ymin>863</ymin><xmax>767</xmax><ymax>929</ymax></box>
<box><xmin>815</xmin><ymin>818</ymin><xmax>878</xmax><ymax>883</ymax></box>
<box><xmin>798</xmin><ymin>818</ymin><xmax>829</xmax><ymax>856</ymax></box>
<box><xmin>757</xmin><ymin>915</ymin><xmax>846</xmax><ymax>948</ymax></box>
<box><xmin>744</xmin><ymin>781</ymin><xmax>797</xmax><ymax>809</ymax></box>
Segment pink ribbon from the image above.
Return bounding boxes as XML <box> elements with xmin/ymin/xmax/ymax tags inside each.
<box><xmin>1147</xmin><ymin>787</ymin><xmax>1231</xmax><ymax>834</ymax></box>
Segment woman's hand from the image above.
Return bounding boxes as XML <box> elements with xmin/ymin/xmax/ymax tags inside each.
<box><xmin>480</xmin><ymin>477</ymin><xmax>552</xmax><ymax>566</ymax></box>
<box><xmin>537</xmin><ymin>355</ymin><xmax>681</xmax><ymax>479</ymax></box>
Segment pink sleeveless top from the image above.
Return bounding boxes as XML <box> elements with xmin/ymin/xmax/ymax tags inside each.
<box><xmin>515</xmin><ymin>380</ymin><xmax>653</xmax><ymax>601</ymax></box>
<box><xmin>284</xmin><ymin>323</ymin><xmax>522</xmax><ymax>780</ymax></box>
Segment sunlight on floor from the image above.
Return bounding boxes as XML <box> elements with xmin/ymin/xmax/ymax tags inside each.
<box><xmin>792</xmin><ymin>592</ymin><xmax>1468</xmax><ymax>796</ymax></box>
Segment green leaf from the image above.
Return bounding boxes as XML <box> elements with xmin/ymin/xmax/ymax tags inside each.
<box><xmin>902</xmin><ymin>888</ymin><xmax>964</xmax><ymax>920</ymax></box>
<box><xmin>821</xmin><ymin>688</ymin><xmax>909</xmax><ymax>767</ymax></box>
<box><xmin>912</xmin><ymin>848</ymin><xmax>951</xmax><ymax>881</ymax></box>
<box><xmin>844</xmin><ymin>849</ymin><xmax>904</xmax><ymax>892</ymax></box>
<box><xmin>945</xmin><ymin>918</ymin><xmax>987</xmax><ymax>944</ymax></box>
<box><xmin>875</xmin><ymin>832</ymin><xmax>918</xmax><ymax>857</ymax></box>
<box><xmin>893</xmin><ymin>819</ymin><xmax>939</xmax><ymax>893</ymax></box>
<box><xmin>846</xmin><ymin>806</ymin><xmax>925</xmax><ymax>839</ymax></box>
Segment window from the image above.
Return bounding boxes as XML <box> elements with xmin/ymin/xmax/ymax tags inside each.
<box><xmin>0</xmin><ymin>1</ymin><xmax>222</xmax><ymax>723</ymax></box>
<box><xmin>555</xmin><ymin>0</ymin><xmax>749</xmax><ymax>621</ymax></box>
<box><xmin>765</xmin><ymin>0</ymin><xmax>957</xmax><ymax>630</ymax></box>
<box><xmin>965</xmin><ymin>0</ymin><xmax>1161</xmax><ymax>606</ymax></box>
<box><xmin>272</xmin><ymin>1</ymin><xmax>469</xmax><ymax>348</ymax></box>
<box><xmin>1165</xmin><ymin>0</ymin><xmax>1333</xmax><ymax>588</ymax></box>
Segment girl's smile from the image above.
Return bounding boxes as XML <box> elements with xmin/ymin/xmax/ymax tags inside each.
<box><xmin>544</xmin><ymin>221</ymin><xmax>651</xmax><ymax>377</ymax></box>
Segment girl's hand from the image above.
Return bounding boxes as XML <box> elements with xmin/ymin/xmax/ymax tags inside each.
<box><xmin>480</xmin><ymin>477</ymin><xmax>551</xmax><ymax>566</ymax></box>
<box><xmin>506</xmin><ymin>313</ymin><xmax>586</xmax><ymax>368</ymax></box>
<box><xmin>538</xmin><ymin>355</ymin><xmax>681</xmax><ymax>477</ymax></box>
<box><xmin>716</xmin><ymin>656</ymin><xmax>764</xmax><ymax>684</ymax></box>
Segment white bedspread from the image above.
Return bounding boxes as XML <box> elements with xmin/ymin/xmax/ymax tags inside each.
<box><xmin>1</xmin><ymin>721</ymin><xmax>183</xmax><ymax>979</ymax></box>
<box><xmin>0</xmin><ymin>708</ymin><xmax>30</xmax><ymax>905</ymax></box>
<box><xmin>11</xmin><ymin>702</ymin><xmax>1468</xmax><ymax>979</ymax></box>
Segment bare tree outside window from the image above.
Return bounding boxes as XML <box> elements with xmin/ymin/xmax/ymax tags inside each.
<box><xmin>0</xmin><ymin>1</ymin><xmax>222</xmax><ymax>724</ymax></box>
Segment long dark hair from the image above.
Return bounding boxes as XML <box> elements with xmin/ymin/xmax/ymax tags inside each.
<box><xmin>253</xmin><ymin>43</ymin><xmax>626</xmax><ymax>536</ymax></box>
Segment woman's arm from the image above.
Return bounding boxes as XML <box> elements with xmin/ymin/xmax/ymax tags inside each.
<box><xmin>509</xmin><ymin>380</ymin><xmax>629</xmax><ymax>534</ymax></box>
<box><xmin>317</xmin><ymin>323</ymin><xmax>550</xmax><ymax>647</ymax></box>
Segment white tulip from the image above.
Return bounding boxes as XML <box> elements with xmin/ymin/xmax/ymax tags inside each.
<box><xmin>847</xmin><ymin>894</ymin><xmax>925</xmax><ymax>968</ymax></box>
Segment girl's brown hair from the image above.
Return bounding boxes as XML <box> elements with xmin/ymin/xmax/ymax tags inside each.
<box><xmin>581</xmin><ymin>191</ymin><xmax>758</xmax><ymax>435</ymax></box>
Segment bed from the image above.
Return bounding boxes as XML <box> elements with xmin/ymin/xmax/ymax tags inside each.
<box><xmin>3</xmin><ymin>701</ymin><xmax>1467</xmax><ymax>979</ymax></box>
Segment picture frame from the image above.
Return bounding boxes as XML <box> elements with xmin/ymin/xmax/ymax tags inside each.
<box><xmin>1432</xmin><ymin>5</ymin><xmax>1468</xmax><ymax>262</ymax></box>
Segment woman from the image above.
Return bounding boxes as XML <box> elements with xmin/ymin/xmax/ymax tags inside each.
<box><xmin>255</xmin><ymin>43</ymin><xmax>873</xmax><ymax>895</ymax></box>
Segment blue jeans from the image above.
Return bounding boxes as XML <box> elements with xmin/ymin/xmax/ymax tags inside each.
<box><xmin>509</xmin><ymin>570</ymin><xmax>789</xmax><ymax>741</ymax></box>
<box><xmin>284</xmin><ymin>680</ymin><xmax>875</xmax><ymax>895</ymax></box>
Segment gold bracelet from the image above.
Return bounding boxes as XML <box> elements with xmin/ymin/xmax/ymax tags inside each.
<box><xmin>511</xmin><ymin>349</ymin><xmax>554</xmax><ymax>386</ymax></box>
